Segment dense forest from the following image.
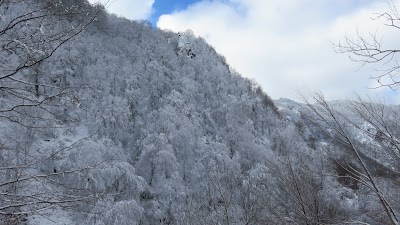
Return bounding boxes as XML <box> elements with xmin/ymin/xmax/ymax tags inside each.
<box><xmin>0</xmin><ymin>1</ymin><xmax>399</xmax><ymax>224</ymax></box>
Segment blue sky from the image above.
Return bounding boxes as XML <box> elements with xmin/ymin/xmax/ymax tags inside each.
<box><xmin>149</xmin><ymin>0</ymin><xmax>198</xmax><ymax>25</ymax></box>
<box><xmin>90</xmin><ymin>0</ymin><xmax>400</xmax><ymax>103</ymax></box>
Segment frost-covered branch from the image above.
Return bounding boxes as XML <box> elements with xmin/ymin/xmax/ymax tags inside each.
<box><xmin>301</xmin><ymin>92</ymin><xmax>399</xmax><ymax>225</ymax></box>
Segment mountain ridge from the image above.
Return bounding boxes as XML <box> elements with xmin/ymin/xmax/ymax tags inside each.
<box><xmin>1</xmin><ymin>1</ymin><xmax>399</xmax><ymax>224</ymax></box>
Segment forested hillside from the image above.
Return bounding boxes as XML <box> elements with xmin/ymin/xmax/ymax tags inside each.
<box><xmin>1</xmin><ymin>1</ymin><xmax>399</xmax><ymax>224</ymax></box>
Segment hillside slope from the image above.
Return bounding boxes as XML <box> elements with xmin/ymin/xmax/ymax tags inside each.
<box><xmin>1</xmin><ymin>1</ymin><xmax>399</xmax><ymax>225</ymax></box>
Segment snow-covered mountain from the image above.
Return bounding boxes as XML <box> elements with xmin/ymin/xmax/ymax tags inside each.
<box><xmin>1</xmin><ymin>1</ymin><xmax>399</xmax><ymax>224</ymax></box>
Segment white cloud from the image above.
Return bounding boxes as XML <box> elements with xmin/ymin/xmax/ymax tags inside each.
<box><xmin>157</xmin><ymin>0</ymin><xmax>400</xmax><ymax>102</ymax></box>
<box><xmin>89</xmin><ymin>0</ymin><xmax>154</xmax><ymax>20</ymax></box>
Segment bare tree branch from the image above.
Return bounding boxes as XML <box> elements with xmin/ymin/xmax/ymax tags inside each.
<box><xmin>335</xmin><ymin>2</ymin><xmax>400</xmax><ymax>89</ymax></box>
